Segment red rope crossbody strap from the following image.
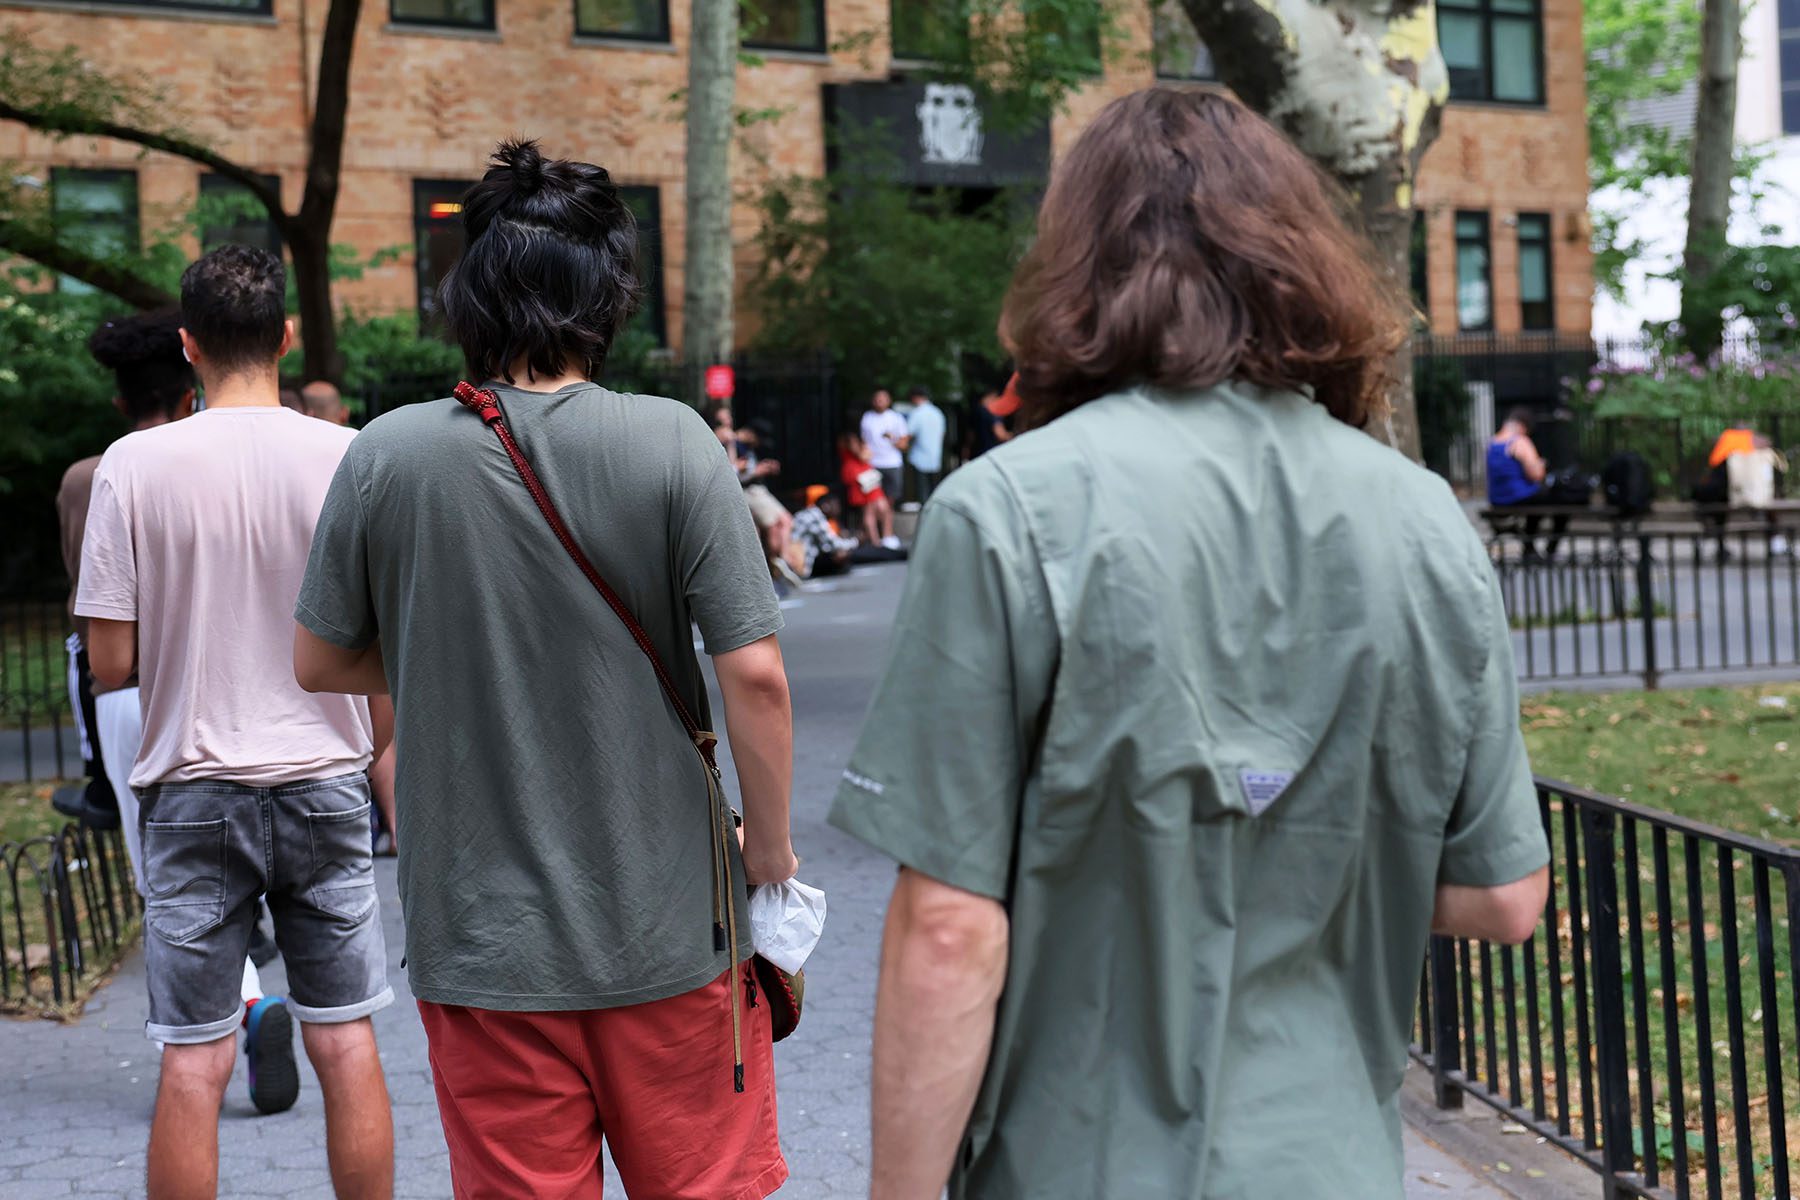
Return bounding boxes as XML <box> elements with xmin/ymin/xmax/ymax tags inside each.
<box><xmin>453</xmin><ymin>382</ymin><xmax>713</xmax><ymax>761</ymax></box>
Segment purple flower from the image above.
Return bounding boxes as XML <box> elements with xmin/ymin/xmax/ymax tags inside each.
<box><xmin>1587</xmin><ymin>377</ymin><xmax>1605</xmax><ymax>394</ymax></box>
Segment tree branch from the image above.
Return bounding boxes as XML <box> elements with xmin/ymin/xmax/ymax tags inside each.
<box><xmin>0</xmin><ymin>98</ymin><xmax>287</xmax><ymax>219</ymax></box>
<box><xmin>0</xmin><ymin>219</ymin><xmax>176</xmax><ymax>310</ymax></box>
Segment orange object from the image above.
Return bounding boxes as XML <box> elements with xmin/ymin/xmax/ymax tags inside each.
<box><xmin>988</xmin><ymin>374</ymin><xmax>1022</xmax><ymax>419</ymax></box>
<box><xmin>803</xmin><ymin>484</ymin><xmax>831</xmax><ymax>507</ymax></box>
<box><xmin>418</xmin><ymin>968</ymin><xmax>786</xmax><ymax>1199</ymax></box>
<box><xmin>1710</xmin><ymin>427</ymin><xmax>1756</xmax><ymax>467</ymax></box>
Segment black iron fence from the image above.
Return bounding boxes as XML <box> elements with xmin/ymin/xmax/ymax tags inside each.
<box><xmin>2</xmin><ymin>595</ymin><xmax>74</xmax><ymax>783</ymax></box>
<box><xmin>1494</xmin><ymin>521</ymin><xmax>1800</xmax><ymax>690</ymax></box>
<box><xmin>1</xmin><ymin>822</ymin><xmax>138</xmax><ymax>1010</ymax></box>
<box><xmin>1415</xmin><ymin>779</ymin><xmax>1797</xmax><ymax>1200</ymax></box>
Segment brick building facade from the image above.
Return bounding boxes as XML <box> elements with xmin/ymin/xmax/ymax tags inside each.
<box><xmin>1</xmin><ymin>0</ymin><xmax>1590</xmax><ymax>346</ymax></box>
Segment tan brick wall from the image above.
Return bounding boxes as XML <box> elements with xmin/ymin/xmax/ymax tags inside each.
<box><xmin>3</xmin><ymin>0</ymin><xmax>1589</xmax><ymax>345</ymax></box>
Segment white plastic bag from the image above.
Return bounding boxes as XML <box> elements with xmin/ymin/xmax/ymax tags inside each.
<box><xmin>1728</xmin><ymin>448</ymin><xmax>1784</xmax><ymax>509</ymax></box>
<box><xmin>749</xmin><ymin>878</ymin><xmax>827</xmax><ymax>976</ymax></box>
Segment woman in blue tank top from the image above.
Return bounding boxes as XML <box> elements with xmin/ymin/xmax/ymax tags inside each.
<box><xmin>1488</xmin><ymin>408</ymin><xmax>1566</xmax><ymax>559</ymax></box>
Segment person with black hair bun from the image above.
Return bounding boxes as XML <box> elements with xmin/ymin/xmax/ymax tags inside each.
<box><xmin>295</xmin><ymin>140</ymin><xmax>794</xmax><ymax>1198</ymax></box>
<box><xmin>54</xmin><ymin>310</ymin><xmax>196</xmax><ymax>839</ymax></box>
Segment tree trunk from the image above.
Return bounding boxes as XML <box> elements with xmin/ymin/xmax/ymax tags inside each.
<box><xmin>1176</xmin><ymin>0</ymin><xmax>1445</xmax><ymax>461</ymax></box>
<box><xmin>683</xmin><ymin>0</ymin><xmax>738</xmax><ymax>389</ymax></box>
<box><xmin>0</xmin><ymin>219</ymin><xmax>175</xmax><ymax>309</ymax></box>
<box><xmin>288</xmin><ymin>224</ymin><xmax>337</xmax><ymax>385</ymax></box>
<box><xmin>1680</xmin><ymin>0</ymin><xmax>1739</xmax><ymax>360</ymax></box>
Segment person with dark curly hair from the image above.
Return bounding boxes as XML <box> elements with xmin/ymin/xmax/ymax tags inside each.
<box><xmin>831</xmin><ymin>89</ymin><xmax>1551</xmax><ymax>1199</ymax></box>
<box><xmin>294</xmin><ymin>141</ymin><xmax>794</xmax><ymax>1199</ymax></box>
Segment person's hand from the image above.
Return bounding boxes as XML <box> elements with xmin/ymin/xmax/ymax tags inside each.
<box><xmin>756</xmin><ymin>459</ymin><xmax>780</xmax><ymax>478</ymax></box>
<box><xmin>742</xmin><ymin>837</ymin><xmax>800</xmax><ymax>886</ymax></box>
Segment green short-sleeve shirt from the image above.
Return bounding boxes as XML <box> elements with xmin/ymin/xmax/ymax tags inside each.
<box><xmin>297</xmin><ymin>383</ymin><xmax>781</xmax><ymax>1010</ymax></box>
<box><xmin>830</xmin><ymin>383</ymin><xmax>1547</xmax><ymax>1198</ymax></box>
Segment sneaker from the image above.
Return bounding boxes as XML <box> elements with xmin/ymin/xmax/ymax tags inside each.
<box><xmin>51</xmin><ymin>784</ymin><xmax>121</xmax><ymax>830</ymax></box>
<box><xmin>244</xmin><ymin>997</ymin><xmax>300</xmax><ymax>1115</ymax></box>
<box><xmin>880</xmin><ymin>536</ymin><xmax>902</xmax><ymax>551</ymax></box>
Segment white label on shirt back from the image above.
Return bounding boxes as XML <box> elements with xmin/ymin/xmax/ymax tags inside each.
<box><xmin>843</xmin><ymin>769</ymin><xmax>886</xmax><ymax>797</ymax></box>
<box><xmin>1239</xmin><ymin>770</ymin><xmax>1293</xmax><ymax>817</ymax></box>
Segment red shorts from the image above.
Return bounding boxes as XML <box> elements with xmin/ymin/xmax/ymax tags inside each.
<box><xmin>418</xmin><ymin>967</ymin><xmax>786</xmax><ymax>1200</ymax></box>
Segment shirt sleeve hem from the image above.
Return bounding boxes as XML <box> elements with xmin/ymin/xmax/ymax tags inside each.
<box><xmin>294</xmin><ymin>601</ymin><xmax>375</xmax><ymax>651</ymax></box>
<box><xmin>828</xmin><ymin>791</ymin><xmax>1009</xmax><ymax>901</ymax></box>
<box><xmin>700</xmin><ymin>613</ymin><xmax>785</xmax><ymax>657</ymax></box>
<box><xmin>72</xmin><ymin>599</ymin><xmax>135</xmax><ymax>621</ymax></box>
<box><xmin>1439</xmin><ymin>834</ymin><xmax>1551</xmax><ymax>889</ymax></box>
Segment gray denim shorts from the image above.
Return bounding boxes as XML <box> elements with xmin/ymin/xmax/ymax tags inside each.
<box><xmin>138</xmin><ymin>771</ymin><xmax>393</xmax><ymax>1044</ymax></box>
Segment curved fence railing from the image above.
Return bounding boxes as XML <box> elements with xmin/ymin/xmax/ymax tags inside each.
<box><xmin>0</xmin><ymin>823</ymin><xmax>138</xmax><ymax>1009</ymax></box>
<box><xmin>1414</xmin><ymin>778</ymin><xmax>1798</xmax><ymax>1200</ymax></box>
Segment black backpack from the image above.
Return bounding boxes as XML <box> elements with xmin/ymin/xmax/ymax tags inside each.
<box><xmin>1601</xmin><ymin>452</ymin><xmax>1654</xmax><ymax>516</ymax></box>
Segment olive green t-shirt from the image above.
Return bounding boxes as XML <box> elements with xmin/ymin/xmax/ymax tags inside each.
<box><xmin>297</xmin><ymin>382</ymin><xmax>781</xmax><ymax>1010</ymax></box>
<box><xmin>830</xmin><ymin>383</ymin><xmax>1547</xmax><ymax>1198</ymax></box>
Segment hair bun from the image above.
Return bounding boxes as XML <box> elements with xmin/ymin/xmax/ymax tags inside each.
<box><xmin>88</xmin><ymin>308</ymin><xmax>184</xmax><ymax>369</ymax></box>
<box><xmin>492</xmin><ymin>138</ymin><xmax>545</xmax><ymax>197</ymax></box>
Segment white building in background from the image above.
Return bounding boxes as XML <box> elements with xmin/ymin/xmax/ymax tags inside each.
<box><xmin>1592</xmin><ymin>0</ymin><xmax>1800</xmax><ymax>339</ymax></box>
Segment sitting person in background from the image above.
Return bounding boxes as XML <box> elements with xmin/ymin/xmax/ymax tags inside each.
<box><xmin>744</xmin><ymin>483</ymin><xmax>802</xmax><ymax>588</ymax></box>
<box><xmin>1487</xmin><ymin>407</ymin><xmax>1568</xmax><ymax>561</ymax></box>
<box><xmin>793</xmin><ymin>486</ymin><xmax>859</xmax><ymax>578</ymax></box>
<box><xmin>840</xmin><ymin>433</ymin><xmax>896</xmax><ymax>548</ymax></box>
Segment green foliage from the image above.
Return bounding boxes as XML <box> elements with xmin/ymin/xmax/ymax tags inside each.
<box><xmin>747</xmin><ymin>154</ymin><xmax>1032</xmax><ymax>406</ymax></box>
<box><xmin>0</xmin><ymin>275</ymin><xmax>121</xmax><ymax>592</ymax></box>
<box><xmin>1578</xmin><ymin>352</ymin><xmax>1800</xmax><ymax>421</ymax></box>
<box><xmin>0</xmin><ymin>28</ymin><xmax>182</xmax><ymax>146</ymax></box>
<box><xmin>334</xmin><ymin>312</ymin><xmax>465</xmax><ymax>416</ymax></box>
<box><xmin>1669</xmin><ymin>239</ymin><xmax>1800</xmax><ymax>348</ymax></box>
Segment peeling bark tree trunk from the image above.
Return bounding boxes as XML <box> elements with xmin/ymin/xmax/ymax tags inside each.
<box><xmin>1178</xmin><ymin>0</ymin><xmax>1447</xmax><ymax>461</ymax></box>
<box><xmin>1680</xmin><ymin>0</ymin><xmax>1739</xmax><ymax>361</ymax></box>
<box><xmin>683</xmin><ymin>0</ymin><xmax>738</xmax><ymax>389</ymax></box>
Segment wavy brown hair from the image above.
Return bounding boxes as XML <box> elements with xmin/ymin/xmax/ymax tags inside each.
<box><xmin>1000</xmin><ymin>89</ymin><xmax>1408</xmax><ymax>430</ymax></box>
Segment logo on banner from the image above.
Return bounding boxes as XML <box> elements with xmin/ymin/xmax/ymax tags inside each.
<box><xmin>917</xmin><ymin>83</ymin><xmax>984</xmax><ymax>166</ymax></box>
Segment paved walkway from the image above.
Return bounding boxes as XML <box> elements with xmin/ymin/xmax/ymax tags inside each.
<box><xmin>1</xmin><ymin>566</ymin><xmax>1506</xmax><ymax>1197</ymax></box>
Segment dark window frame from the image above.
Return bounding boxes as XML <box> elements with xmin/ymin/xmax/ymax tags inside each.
<box><xmin>1516</xmin><ymin>211</ymin><xmax>1554</xmax><ymax>332</ymax></box>
<box><xmin>1439</xmin><ymin>0</ymin><xmax>1546</xmax><ymax>107</ymax></box>
<box><xmin>1410</xmin><ymin>210</ymin><xmax>1429</xmax><ymax>314</ymax></box>
<box><xmin>1150</xmin><ymin>0</ymin><xmax>1216</xmax><ymax>81</ymax></box>
<box><xmin>389</xmin><ymin>0</ymin><xmax>496</xmax><ymax>31</ymax></box>
<box><xmin>573</xmin><ymin>0</ymin><xmax>670</xmax><ymax>42</ymax></box>
<box><xmin>619</xmin><ymin>184</ymin><xmax>668</xmax><ymax>347</ymax></box>
<box><xmin>1454</xmin><ymin>209</ymin><xmax>1494</xmax><ymax>333</ymax></box>
<box><xmin>742</xmin><ymin>0</ymin><xmax>827</xmax><ymax>52</ymax></box>
<box><xmin>51</xmin><ymin>168</ymin><xmax>141</xmax><ymax>295</ymax></box>
<box><xmin>45</xmin><ymin>0</ymin><xmax>272</xmax><ymax>15</ymax></box>
<box><xmin>1782</xmin><ymin>0</ymin><xmax>1800</xmax><ymax>133</ymax></box>
<box><xmin>200</xmin><ymin>172</ymin><xmax>284</xmax><ymax>257</ymax></box>
<box><xmin>889</xmin><ymin>0</ymin><xmax>968</xmax><ymax>63</ymax></box>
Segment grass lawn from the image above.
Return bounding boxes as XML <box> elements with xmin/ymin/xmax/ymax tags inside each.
<box><xmin>0</xmin><ymin>600</ymin><xmax>70</xmax><ymax>722</ymax></box>
<box><xmin>0</xmin><ymin>779</ymin><xmax>139</xmax><ymax>1018</ymax></box>
<box><xmin>1520</xmin><ymin>684</ymin><xmax>1800</xmax><ymax>845</ymax></box>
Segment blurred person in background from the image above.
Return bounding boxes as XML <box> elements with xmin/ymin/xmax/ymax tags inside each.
<box><xmin>301</xmin><ymin>380</ymin><xmax>350</xmax><ymax>425</ymax></box>
<box><xmin>904</xmin><ymin>387</ymin><xmax>946</xmax><ymax>503</ymax></box>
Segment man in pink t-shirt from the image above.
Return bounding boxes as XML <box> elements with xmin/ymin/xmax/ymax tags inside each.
<box><xmin>76</xmin><ymin>246</ymin><xmax>395</xmax><ymax>1198</ymax></box>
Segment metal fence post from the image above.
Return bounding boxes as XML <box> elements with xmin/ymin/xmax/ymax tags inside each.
<box><xmin>1580</xmin><ymin>807</ymin><xmax>1635</xmax><ymax>1199</ymax></box>
<box><xmin>1427</xmin><ymin>935</ymin><xmax>1464</xmax><ymax>1109</ymax></box>
<box><xmin>1634</xmin><ymin>534</ymin><xmax>1659</xmax><ymax>690</ymax></box>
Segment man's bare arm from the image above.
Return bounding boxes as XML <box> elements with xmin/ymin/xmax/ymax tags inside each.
<box><xmin>713</xmin><ymin>635</ymin><xmax>797</xmax><ymax>886</ymax></box>
<box><xmin>87</xmin><ymin>618</ymin><xmax>138</xmax><ymax>690</ymax></box>
<box><xmin>1433</xmin><ymin>867</ymin><xmax>1549</xmax><ymax>944</ymax></box>
<box><xmin>870</xmin><ymin>868</ymin><xmax>1010</xmax><ymax>1200</ymax></box>
<box><xmin>293</xmin><ymin>625</ymin><xmax>389</xmax><ymax>696</ymax></box>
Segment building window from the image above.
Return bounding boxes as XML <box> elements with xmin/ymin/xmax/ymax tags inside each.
<box><xmin>1516</xmin><ymin>212</ymin><xmax>1553</xmax><ymax>331</ymax></box>
<box><xmin>200</xmin><ymin>174</ymin><xmax>283</xmax><ymax>256</ymax></box>
<box><xmin>63</xmin><ymin>0</ymin><xmax>270</xmax><ymax>14</ymax></box>
<box><xmin>391</xmin><ymin>0</ymin><xmax>494</xmax><ymax>30</ymax></box>
<box><xmin>1152</xmin><ymin>0</ymin><xmax>1214</xmax><ymax>80</ymax></box>
<box><xmin>413</xmin><ymin>180</ymin><xmax>477</xmax><ymax>330</ymax></box>
<box><xmin>1410</xmin><ymin>211</ymin><xmax>1429</xmax><ymax>314</ymax></box>
<box><xmin>1439</xmin><ymin>0</ymin><xmax>1544</xmax><ymax>105</ymax></box>
<box><xmin>1781</xmin><ymin>0</ymin><xmax>1800</xmax><ymax>133</ymax></box>
<box><xmin>1023</xmin><ymin>0</ymin><xmax>1101</xmax><ymax>75</ymax></box>
<box><xmin>743</xmin><ymin>0</ymin><xmax>825</xmax><ymax>51</ymax></box>
<box><xmin>1455</xmin><ymin>211</ymin><xmax>1493</xmax><ymax>332</ymax></box>
<box><xmin>620</xmin><ymin>186</ymin><xmax>667</xmax><ymax>346</ymax></box>
<box><xmin>52</xmin><ymin>169</ymin><xmax>139</xmax><ymax>296</ymax></box>
<box><xmin>575</xmin><ymin>0</ymin><xmax>669</xmax><ymax>40</ymax></box>
<box><xmin>890</xmin><ymin>0</ymin><xmax>967</xmax><ymax>62</ymax></box>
